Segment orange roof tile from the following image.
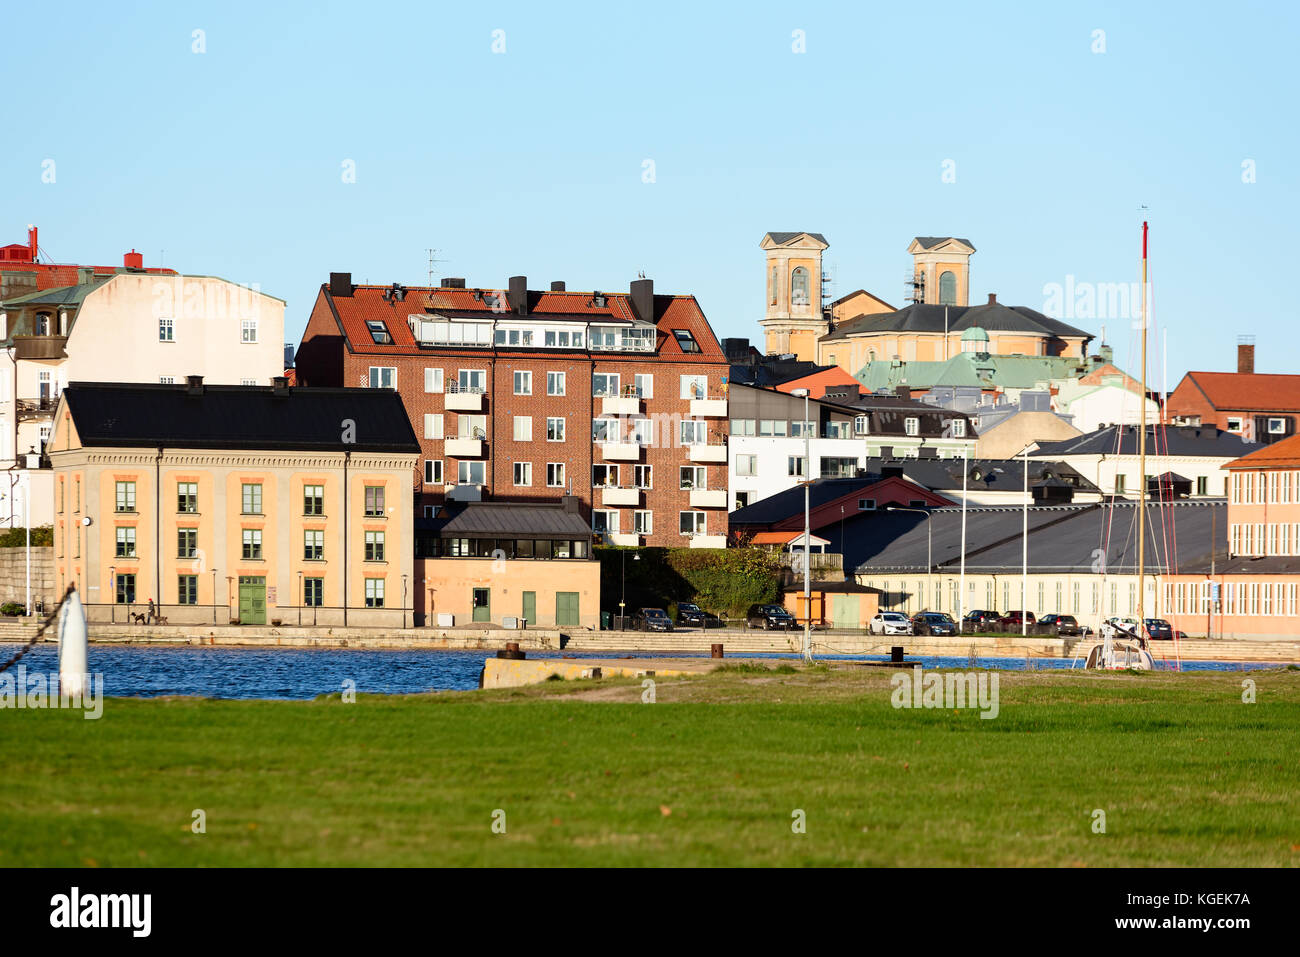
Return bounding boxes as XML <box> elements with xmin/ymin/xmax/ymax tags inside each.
<box><xmin>1185</xmin><ymin>371</ymin><xmax>1300</xmax><ymax>413</ymax></box>
<box><xmin>1224</xmin><ymin>432</ymin><xmax>1300</xmax><ymax>469</ymax></box>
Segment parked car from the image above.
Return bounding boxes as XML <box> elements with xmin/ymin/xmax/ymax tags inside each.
<box><xmin>1102</xmin><ymin>617</ymin><xmax>1141</xmax><ymax>640</ymax></box>
<box><xmin>676</xmin><ymin>602</ymin><xmax>705</xmax><ymax>627</ymax></box>
<box><xmin>910</xmin><ymin>611</ymin><xmax>958</xmax><ymax>636</ymax></box>
<box><xmin>634</xmin><ymin>608</ymin><xmax>674</xmax><ymax>632</ymax></box>
<box><xmin>996</xmin><ymin>611</ymin><xmax>1036</xmax><ymax>631</ymax></box>
<box><xmin>1144</xmin><ymin>618</ymin><xmax>1174</xmax><ymax>640</ymax></box>
<box><xmin>1040</xmin><ymin>613</ymin><xmax>1082</xmax><ymax>636</ymax></box>
<box><xmin>747</xmin><ymin>604</ymin><xmax>797</xmax><ymax>630</ymax></box>
<box><xmin>869</xmin><ymin>612</ymin><xmax>913</xmax><ymax>636</ymax></box>
<box><xmin>963</xmin><ymin>610</ymin><xmax>1001</xmax><ymax>631</ymax></box>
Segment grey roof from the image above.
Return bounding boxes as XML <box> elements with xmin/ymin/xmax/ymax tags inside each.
<box><xmin>425</xmin><ymin>501</ymin><xmax>592</xmax><ymax>539</ymax></box>
<box><xmin>731</xmin><ymin>477</ymin><xmax>893</xmax><ymax>526</ymax></box>
<box><xmin>1032</xmin><ymin>424</ymin><xmax>1256</xmax><ymax>458</ymax></box>
<box><xmin>1</xmin><ymin>279</ymin><xmax>108</xmax><ymax>308</ymax></box>
<box><xmin>913</xmin><ymin>236</ymin><xmax>975</xmax><ymax>250</ymax></box>
<box><xmin>766</xmin><ymin>231</ymin><xmax>828</xmax><ymax>246</ymax></box>
<box><xmin>728</xmin><ymin>360</ymin><xmax>828</xmax><ymax>388</ymax></box>
<box><xmin>855</xmin><ymin>499</ymin><xmax>1225</xmax><ymax>575</ymax></box>
<box><xmin>865</xmin><ymin>456</ymin><xmax>1100</xmax><ymax>495</ymax></box>
<box><xmin>824</xmin><ymin>300</ymin><xmax>1091</xmax><ymax>342</ymax></box>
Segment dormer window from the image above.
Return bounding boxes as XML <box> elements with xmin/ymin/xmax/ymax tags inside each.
<box><xmin>366</xmin><ymin>320</ymin><xmax>393</xmax><ymax>344</ymax></box>
<box><xmin>672</xmin><ymin>329</ymin><xmax>700</xmax><ymax>354</ymax></box>
<box><xmin>35</xmin><ymin>312</ymin><xmax>51</xmax><ymax>336</ymax></box>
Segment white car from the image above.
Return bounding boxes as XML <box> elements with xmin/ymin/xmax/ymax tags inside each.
<box><xmin>1102</xmin><ymin>617</ymin><xmax>1141</xmax><ymax>640</ymax></box>
<box><xmin>869</xmin><ymin>612</ymin><xmax>913</xmax><ymax>636</ymax></box>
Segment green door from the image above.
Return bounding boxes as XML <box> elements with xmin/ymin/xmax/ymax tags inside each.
<box><xmin>556</xmin><ymin>591</ymin><xmax>579</xmax><ymax>627</ymax></box>
<box><xmin>522</xmin><ymin>591</ymin><xmax>536</xmax><ymax>626</ymax></box>
<box><xmin>238</xmin><ymin>577</ymin><xmax>266</xmax><ymax>624</ymax></box>
<box><xmin>472</xmin><ymin>587</ymin><xmax>491</xmax><ymax>623</ymax></box>
<box><xmin>832</xmin><ymin>595</ymin><xmax>857</xmax><ymax>629</ymax></box>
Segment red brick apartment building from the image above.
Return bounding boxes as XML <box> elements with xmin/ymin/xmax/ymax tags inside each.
<box><xmin>295</xmin><ymin>273</ymin><xmax>731</xmax><ymax>547</ymax></box>
<box><xmin>1167</xmin><ymin>339</ymin><xmax>1300</xmax><ymax>444</ymax></box>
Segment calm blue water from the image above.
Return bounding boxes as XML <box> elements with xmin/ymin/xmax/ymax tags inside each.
<box><xmin>2</xmin><ymin>644</ymin><xmax>1289</xmax><ymax>700</ymax></box>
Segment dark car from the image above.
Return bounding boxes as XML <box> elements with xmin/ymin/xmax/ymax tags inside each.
<box><xmin>676</xmin><ymin>602</ymin><xmax>706</xmax><ymax>627</ymax></box>
<box><xmin>996</xmin><ymin>611</ymin><xmax>1036</xmax><ymax>631</ymax></box>
<box><xmin>963</xmin><ymin>610</ymin><xmax>1001</xmax><ymax>631</ymax></box>
<box><xmin>634</xmin><ymin>608</ymin><xmax>674</xmax><ymax>632</ymax></box>
<box><xmin>1144</xmin><ymin>618</ymin><xmax>1174</xmax><ymax>640</ymax></box>
<box><xmin>747</xmin><ymin>604</ymin><xmax>797</xmax><ymax>630</ymax></box>
<box><xmin>910</xmin><ymin>611</ymin><xmax>958</xmax><ymax>636</ymax></box>
<box><xmin>1040</xmin><ymin>613</ymin><xmax>1082</xmax><ymax>636</ymax></box>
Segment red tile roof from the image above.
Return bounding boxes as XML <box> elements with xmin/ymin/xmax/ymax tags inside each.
<box><xmin>1224</xmin><ymin>432</ymin><xmax>1300</xmax><ymax>469</ymax></box>
<box><xmin>1185</xmin><ymin>371</ymin><xmax>1300</xmax><ymax>413</ymax></box>
<box><xmin>2</xmin><ymin>261</ymin><xmax>176</xmax><ymax>291</ymax></box>
<box><xmin>323</xmin><ymin>282</ymin><xmax>726</xmax><ymax>360</ymax></box>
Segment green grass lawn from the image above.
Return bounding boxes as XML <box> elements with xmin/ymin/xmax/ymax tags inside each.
<box><xmin>2</xmin><ymin>665</ymin><xmax>1298</xmax><ymax>866</ymax></box>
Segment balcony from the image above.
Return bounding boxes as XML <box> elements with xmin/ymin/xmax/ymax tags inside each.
<box><xmin>15</xmin><ymin>397</ymin><xmax>56</xmax><ymax>420</ymax></box>
<box><xmin>12</xmin><ymin>336</ymin><xmax>68</xmax><ymax>361</ymax></box>
<box><xmin>445</xmin><ymin>436</ymin><xmax>484</xmax><ymax>457</ymax></box>
<box><xmin>689</xmin><ymin>488</ymin><xmax>728</xmax><ymax>508</ymax></box>
<box><xmin>601</xmin><ymin>485</ymin><xmax>641</xmax><ymax>507</ymax></box>
<box><xmin>601</xmin><ymin>442</ymin><xmax>642</xmax><ymax>461</ymax></box>
<box><xmin>687</xmin><ymin>442</ymin><xmax>727</xmax><ymax>463</ymax></box>
<box><xmin>445</xmin><ymin>386</ymin><xmax>484</xmax><ymax>411</ymax></box>
<box><xmin>689</xmin><ymin>396</ymin><xmax>728</xmax><ymax>417</ymax></box>
<box><xmin>445</xmin><ymin>483</ymin><xmax>482</xmax><ymax>503</ymax></box>
<box><xmin>600</xmin><ymin>393</ymin><xmax>641</xmax><ymax>416</ymax></box>
<box><xmin>607</xmin><ymin>532</ymin><xmax>640</xmax><ymax>547</ymax></box>
<box><xmin>688</xmin><ymin>534</ymin><xmax>728</xmax><ymax>549</ymax></box>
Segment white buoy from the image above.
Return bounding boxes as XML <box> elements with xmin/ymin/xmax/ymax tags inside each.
<box><xmin>58</xmin><ymin>589</ymin><xmax>88</xmax><ymax>699</ymax></box>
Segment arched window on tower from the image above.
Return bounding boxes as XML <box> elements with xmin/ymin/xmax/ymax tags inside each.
<box><xmin>939</xmin><ymin>271</ymin><xmax>957</xmax><ymax>306</ymax></box>
<box><xmin>770</xmin><ymin>265</ymin><xmax>778</xmax><ymax>305</ymax></box>
<box><xmin>791</xmin><ymin>267</ymin><xmax>810</xmax><ymax>306</ymax></box>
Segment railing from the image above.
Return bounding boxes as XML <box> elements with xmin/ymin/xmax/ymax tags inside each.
<box><xmin>16</xmin><ymin>397</ymin><xmax>55</xmax><ymax>415</ymax></box>
<box><xmin>446</xmin><ymin>383</ymin><xmax>486</xmax><ymax>395</ymax></box>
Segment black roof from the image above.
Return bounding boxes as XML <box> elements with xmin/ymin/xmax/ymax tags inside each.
<box><xmin>421</xmin><ymin>500</ymin><xmax>591</xmax><ymax>540</ymax></box>
<box><xmin>727</xmin><ymin>359</ymin><xmax>828</xmax><ymax>387</ymax></box>
<box><xmin>862</xmin><ymin>456</ymin><xmax>1100</xmax><ymax>494</ymax></box>
<box><xmin>913</xmin><ymin>236</ymin><xmax>975</xmax><ymax>250</ymax></box>
<box><xmin>59</xmin><ymin>382</ymin><xmax>420</xmax><ymax>453</ymax></box>
<box><xmin>824</xmin><ymin>300</ymin><xmax>1091</xmax><ymax>342</ymax></box>
<box><xmin>1033</xmin><ymin>424</ymin><xmax>1256</xmax><ymax>458</ymax></box>
<box><xmin>766</xmin><ymin>231</ymin><xmax>828</xmax><ymax>245</ymax></box>
<box><xmin>731</xmin><ymin>477</ymin><xmax>898</xmax><ymax>526</ymax></box>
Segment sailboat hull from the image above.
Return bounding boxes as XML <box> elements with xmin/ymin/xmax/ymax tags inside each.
<box><xmin>1084</xmin><ymin>641</ymin><xmax>1154</xmax><ymax>671</ymax></box>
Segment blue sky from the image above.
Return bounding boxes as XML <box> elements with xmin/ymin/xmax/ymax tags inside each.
<box><xmin>6</xmin><ymin>1</ymin><xmax>1296</xmax><ymax>385</ymax></box>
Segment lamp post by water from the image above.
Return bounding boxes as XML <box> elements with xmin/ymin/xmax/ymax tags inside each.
<box><xmin>620</xmin><ymin>550</ymin><xmax>640</xmax><ymax>629</ymax></box>
<box><xmin>791</xmin><ymin>388</ymin><xmax>812</xmax><ymax>661</ymax></box>
<box><xmin>298</xmin><ymin>570</ymin><xmax>303</xmax><ymax>627</ymax></box>
<box><xmin>212</xmin><ymin>569</ymin><xmax>218</xmax><ymax>624</ymax></box>
<box><xmin>109</xmin><ymin>565</ymin><xmax>116</xmax><ymax>623</ymax></box>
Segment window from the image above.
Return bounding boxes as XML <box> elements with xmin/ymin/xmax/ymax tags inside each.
<box><xmin>364</xmin><ymin>485</ymin><xmax>385</xmax><ymax>517</ymax></box>
<box><xmin>731</xmin><ymin>419</ymin><xmax>756</xmax><ymax>436</ymax></box>
<box><xmin>758</xmin><ymin>420</ymin><xmax>788</xmax><ymax>437</ymax></box>
<box><xmin>424</xmin><ymin>459</ymin><xmax>443</xmax><ymax>485</ymax></box>
<box><xmin>855</xmin><ymin>415</ymin><xmax>870</xmax><ymax>435</ymax></box>
<box><xmin>304</xmin><ymin>578</ymin><xmax>324</xmax><ymax>607</ymax></box>
<box><xmin>546</xmin><ymin>417</ymin><xmax>566</xmax><ymax>442</ymax></box>
<box><xmin>242</xmin><ymin>529</ymin><xmax>263</xmax><ymax>560</ymax></box>
<box><xmin>368</xmin><ymin>367</ymin><xmax>395</xmax><ymax>389</ymax></box>
<box><xmin>1226</xmin><ymin>417</ymin><xmax>1243</xmax><ymax>432</ymax></box>
<box><xmin>160</xmin><ymin>376</ymin><xmax>175</xmax><ymax>384</ymax></box>
<box><xmin>819</xmin><ymin>457</ymin><xmax>858</xmax><ymax>478</ymax></box>
<box><xmin>547</xmin><ymin>463</ymin><xmax>566</xmax><ymax>488</ymax></box>
<box><xmin>1196</xmin><ymin>476</ymin><xmax>1208</xmax><ymax>496</ymax></box>
<box><xmin>458</xmin><ymin>461</ymin><xmax>486</xmax><ymax>485</ymax></box>
<box><xmin>177</xmin><ymin>528</ymin><xmax>198</xmax><ymax>558</ymax></box>
<box><xmin>593</xmin><ymin>465</ymin><xmax>619</xmax><ymax>487</ymax></box>
<box><xmin>1269</xmin><ymin>417</ymin><xmax>1286</xmax><ymax>434</ymax></box>
<box><xmin>593</xmin><ymin>510</ymin><xmax>618</xmax><ymax>534</ymax></box>
<box><xmin>458</xmin><ymin>414</ymin><xmax>487</xmax><ymax>439</ymax></box>
<box><xmin>364</xmin><ymin>578</ymin><xmax>385</xmax><ymax>608</ymax></box>
<box><xmin>365</xmin><ymin>531</ymin><xmax>386</xmax><ymax>562</ymax></box>
<box><xmin>304</xmin><ymin>530</ymin><xmax>324</xmax><ymax>560</ymax></box>
<box><xmin>680</xmin><ymin>466</ymin><xmax>706</xmax><ymax>489</ymax></box>
<box><xmin>633</xmin><ymin>374</ymin><xmax>654</xmax><ymax>399</ymax></box>
<box><xmin>159</xmin><ymin>317</ymin><xmax>174</xmax><ymax>342</ymax></box>
<box><xmin>365</xmin><ymin>320</ymin><xmax>392</xmax><ymax>344</ymax></box>
<box><xmin>513</xmin><ymin>462</ymin><xmax>532</xmax><ymax>487</ymax></box>
<box><xmin>178</xmin><ymin>482</ymin><xmax>198</xmax><ymax>513</ymax></box>
<box><xmin>673</xmin><ymin>329</ymin><xmax>701</xmax><ymax>353</ymax></box>
<box><xmin>547</xmin><ymin>371</ymin><xmax>566</xmax><ymax>396</ymax></box>
<box><xmin>792</xmin><ymin>420</ymin><xmax>820</xmax><ymax>438</ymax></box>
<box><xmin>734</xmin><ymin>492</ymin><xmax>751</xmax><ymax>510</ymax></box>
<box><xmin>115</xmin><ymin>481</ymin><xmax>136</xmax><ymax>512</ymax></box>
<box><xmin>680</xmin><ymin>375</ymin><xmax>707</xmax><ymax>399</ymax></box>
<box><xmin>116</xmin><ymin>527</ymin><xmax>136</xmax><ymax>558</ymax></box>
<box><xmin>514</xmin><ymin>371</ymin><xmax>532</xmax><ymax>395</ymax></box>
<box><xmin>770</xmin><ymin>265</ymin><xmax>779</xmax><ymax>304</ymax></box>
<box><xmin>423</xmin><ymin>413</ymin><xmax>445</xmax><ymax>440</ymax></box>
<box><xmin>513</xmin><ymin>416</ymin><xmax>532</xmax><ymax>441</ymax></box>
<box><xmin>242</xmin><ymin>483</ymin><xmax>263</xmax><ymax>514</ymax></box>
<box><xmin>633</xmin><ymin>465</ymin><xmax>653</xmax><ymax>489</ymax></box>
<box><xmin>791</xmin><ymin>267</ymin><xmax>810</xmax><ymax>305</ymax></box>
<box><xmin>241</xmin><ymin>319</ymin><xmax>259</xmax><ymax>343</ymax></box>
<box><xmin>593</xmin><ymin>373</ymin><xmax>620</xmax><ymax>397</ymax></box>
<box><xmin>115</xmin><ymin>573</ymin><xmax>136</xmax><ymax>605</ymax></box>
<box><xmin>240</xmin><ymin>378</ymin><xmax>257</xmax><ymax>386</ymax></box>
<box><xmin>457</xmin><ymin>369</ymin><xmax>486</xmax><ymax>393</ymax></box>
<box><xmin>736</xmin><ymin>454</ymin><xmax>758</xmax><ymax>476</ymax></box>
<box><xmin>938</xmin><ymin>271</ymin><xmax>957</xmax><ymax>306</ymax></box>
<box><xmin>948</xmin><ymin>419</ymin><xmax>966</xmax><ymax>438</ymax></box>
<box><xmin>679</xmin><ymin>511</ymin><xmax>706</xmax><ymax>536</ymax></box>
<box><xmin>634</xmin><ymin>510</ymin><xmax>653</xmax><ymax>535</ymax></box>
<box><xmin>858</xmin><ymin>499</ymin><xmax>876</xmax><ymax>510</ymax></box>
<box><xmin>904</xmin><ymin>417</ymin><xmax>920</xmax><ymax>436</ymax></box>
<box><xmin>178</xmin><ymin>575</ymin><xmax>198</xmax><ymax>605</ymax></box>
<box><xmin>424</xmin><ymin>368</ymin><xmax>444</xmax><ymax>393</ymax></box>
<box><xmin>592</xmin><ymin>418</ymin><xmax>617</xmax><ymax>442</ymax></box>
<box><xmin>788</xmin><ymin>456</ymin><xmax>806</xmax><ymax>477</ymax></box>
<box><xmin>679</xmin><ymin>420</ymin><xmax>706</xmax><ymax>446</ymax></box>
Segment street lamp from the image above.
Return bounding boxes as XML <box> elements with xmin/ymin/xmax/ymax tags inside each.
<box><xmin>109</xmin><ymin>565</ymin><xmax>116</xmax><ymax>623</ymax></box>
<box><xmin>886</xmin><ymin>506</ymin><xmax>933</xmax><ymax>616</ymax></box>
<box><xmin>402</xmin><ymin>573</ymin><xmax>408</xmax><ymax>630</ymax></box>
<box><xmin>212</xmin><ymin>569</ymin><xmax>218</xmax><ymax>624</ymax></box>
<box><xmin>619</xmin><ymin>550</ymin><xmax>640</xmax><ymax>630</ymax></box>
<box><xmin>298</xmin><ymin>570</ymin><xmax>303</xmax><ymax>627</ymax></box>
<box><xmin>791</xmin><ymin>388</ymin><xmax>813</xmax><ymax>661</ymax></box>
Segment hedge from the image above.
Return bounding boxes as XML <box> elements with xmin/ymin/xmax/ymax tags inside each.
<box><xmin>0</xmin><ymin>526</ymin><xmax>52</xmax><ymax>547</ymax></box>
<box><xmin>595</xmin><ymin>546</ymin><xmax>781</xmax><ymax>617</ymax></box>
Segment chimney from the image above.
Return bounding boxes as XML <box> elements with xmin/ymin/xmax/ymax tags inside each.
<box><xmin>123</xmin><ymin>249</ymin><xmax>143</xmax><ymax>269</ymax></box>
<box><xmin>630</xmin><ymin>278</ymin><xmax>654</xmax><ymax>323</ymax></box>
<box><xmin>442</xmin><ymin>277</ymin><xmax>466</xmax><ymax>289</ymax></box>
<box><xmin>329</xmin><ymin>272</ymin><xmax>353</xmax><ymax>297</ymax></box>
<box><xmin>895</xmin><ymin>385</ymin><xmax>911</xmax><ymax>400</ymax></box>
<box><xmin>28</xmin><ymin>225</ymin><xmax>37</xmax><ymax>262</ymax></box>
<box><xmin>987</xmin><ymin>293</ymin><xmax>997</xmax><ymax>305</ymax></box>
<box><xmin>550</xmin><ymin>280</ymin><xmax>566</xmax><ymax>291</ymax></box>
<box><xmin>507</xmin><ymin>276</ymin><xmax>528</xmax><ymax>315</ymax></box>
<box><xmin>1237</xmin><ymin>337</ymin><xmax>1255</xmax><ymax>374</ymax></box>
<box><xmin>185</xmin><ymin>375</ymin><xmax>204</xmax><ymax>395</ymax></box>
<box><xmin>272</xmin><ymin>376</ymin><xmax>290</xmax><ymax>395</ymax></box>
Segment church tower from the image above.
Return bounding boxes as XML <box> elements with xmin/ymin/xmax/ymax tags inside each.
<box><xmin>906</xmin><ymin>237</ymin><xmax>975</xmax><ymax>306</ymax></box>
<box><xmin>758</xmin><ymin>232</ymin><xmax>828</xmax><ymax>360</ymax></box>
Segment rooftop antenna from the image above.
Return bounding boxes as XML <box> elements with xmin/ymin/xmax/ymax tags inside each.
<box><xmin>426</xmin><ymin>248</ymin><xmax>448</xmax><ymax>286</ymax></box>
